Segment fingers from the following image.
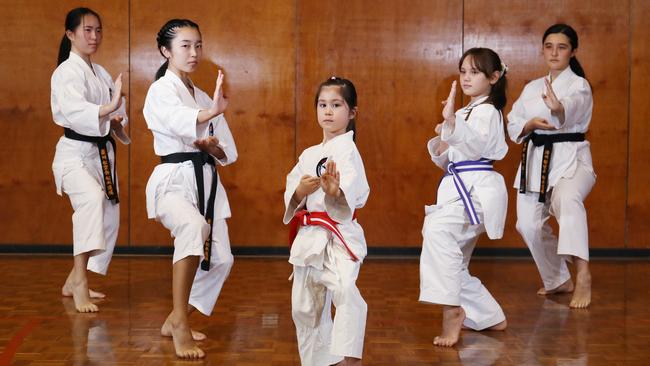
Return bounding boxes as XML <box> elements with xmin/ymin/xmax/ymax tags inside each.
<box><xmin>216</xmin><ymin>69</ymin><xmax>223</xmax><ymax>90</ymax></box>
<box><xmin>448</xmin><ymin>80</ymin><xmax>457</xmax><ymax>102</ymax></box>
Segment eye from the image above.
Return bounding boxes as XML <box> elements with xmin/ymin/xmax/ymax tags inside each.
<box><xmin>318</xmin><ymin>103</ymin><xmax>326</xmax><ymax>108</ymax></box>
<box><xmin>196</xmin><ymin>44</ymin><xmax>202</xmax><ymax>49</ymax></box>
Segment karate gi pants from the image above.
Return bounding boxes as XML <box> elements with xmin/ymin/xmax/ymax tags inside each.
<box><xmin>515</xmin><ymin>160</ymin><xmax>595</xmax><ymax>291</ymax></box>
<box><xmin>291</xmin><ymin>244</ymin><xmax>366</xmax><ymax>365</ymax></box>
<box><xmin>419</xmin><ymin>199</ymin><xmax>506</xmax><ymax>330</ymax></box>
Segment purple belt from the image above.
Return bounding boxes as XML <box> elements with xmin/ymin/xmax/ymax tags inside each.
<box><xmin>443</xmin><ymin>158</ymin><xmax>494</xmax><ymax>225</ymax></box>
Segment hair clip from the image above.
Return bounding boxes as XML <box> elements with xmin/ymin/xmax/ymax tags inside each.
<box><xmin>330</xmin><ymin>76</ymin><xmax>338</xmax><ymax>80</ymax></box>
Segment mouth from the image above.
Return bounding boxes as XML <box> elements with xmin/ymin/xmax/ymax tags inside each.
<box><xmin>462</xmin><ymin>84</ymin><xmax>471</xmax><ymax>89</ymax></box>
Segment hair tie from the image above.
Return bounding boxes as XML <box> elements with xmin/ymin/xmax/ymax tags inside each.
<box><xmin>500</xmin><ymin>63</ymin><xmax>508</xmax><ymax>78</ymax></box>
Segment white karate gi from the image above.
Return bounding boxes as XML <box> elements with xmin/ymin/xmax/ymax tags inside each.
<box><xmin>143</xmin><ymin>69</ymin><xmax>237</xmax><ymax>315</ymax></box>
<box><xmin>419</xmin><ymin>97</ymin><xmax>508</xmax><ymax>330</ymax></box>
<box><xmin>284</xmin><ymin>131</ymin><xmax>370</xmax><ymax>364</ymax></box>
<box><xmin>507</xmin><ymin>67</ymin><xmax>595</xmax><ymax>290</ymax></box>
<box><xmin>51</xmin><ymin>51</ymin><xmax>129</xmax><ymax>275</ymax></box>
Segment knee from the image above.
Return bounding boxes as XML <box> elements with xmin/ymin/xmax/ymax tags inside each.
<box><xmin>178</xmin><ymin>218</ymin><xmax>210</xmax><ymax>239</ymax></box>
<box><xmin>551</xmin><ymin>189</ymin><xmax>583</xmax><ymax>214</ymax></box>
<box><xmin>82</xmin><ymin>187</ymin><xmax>106</xmax><ymax>207</ymax></box>
<box><xmin>515</xmin><ymin>219</ymin><xmax>542</xmax><ymax>240</ymax></box>
<box><xmin>332</xmin><ymin>282</ymin><xmax>365</xmax><ymax>309</ymax></box>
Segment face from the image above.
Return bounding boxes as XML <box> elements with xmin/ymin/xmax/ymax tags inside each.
<box><xmin>543</xmin><ymin>33</ymin><xmax>575</xmax><ymax>72</ymax></box>
<box><xmin>459</xmin><ymin>56</ymin><xmax>497</xmax><ymax>99</ymax></box>
<box><xmin>316</xmin><ymin>86</ymin><xmax>356</xmax><ymax>138</ymax></box>
<box><xmin>162</xmin><ymin>27</ymin><xmax>202</xmax><ymax>74</ymax></box>
<box><xmin>66</xmin><ymin>14</ymin><xmax>102</xmax><ymax>56</ymax></box>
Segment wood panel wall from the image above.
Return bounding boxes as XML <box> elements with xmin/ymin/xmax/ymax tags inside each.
<box><xmin>0</xmin><ymin>0</ymin><xmax>646</xmax><ymax>249</ymax></box>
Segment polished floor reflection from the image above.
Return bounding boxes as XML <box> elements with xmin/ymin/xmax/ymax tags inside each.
<box><xmin>0</xmin><ymin>256</ymin><xmax>647</xmax><ymax>365</ymax></box>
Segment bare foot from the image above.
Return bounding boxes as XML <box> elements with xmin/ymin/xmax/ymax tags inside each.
<box><xmin>161</xmin><ymin>315</ymin><xmax>207</xmax><ymax>341</ymax></box>
<box><xmin>62</xmin><ymin>283</ymin><xmax>106</xmax><ymax>299</ymax></box>
<box><xmin>70</xmin><ymin>279</ymin><xmax>98</xmax><ymax>313</ymax></box>
<box><xmin>485</xmin><ymin>319</ymin><xmax>507</xmax><ymax>331</ymax></box>
<box><xmin>570</xmin><ymin>270</ymin><xmax>591</xmax><ymax>308</ymax></box>
<box><xmin>537</xmin><ymin>278</ymin><xmax>574</xmax><ymax>295</ymax></box>
<box><xmin>169</xmin><ymin>314</ymin><xmax>205</xmax><ymax>359</ymax></box>
<box><xmin>433</xmin><ymin>306</ymin><xmax>466</xmax><ymax>347</ymax></box>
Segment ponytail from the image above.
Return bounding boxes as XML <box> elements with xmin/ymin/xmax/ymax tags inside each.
<box><xmin>569</xmin><ymin>57</ymin><xmax>586</xmax><ymax>78</ymax></box>
<box><xmin>57</xmin><ymin>34</ymin><xmax>71</xmax><ymax>66</ymax></box>
<box><xmin>57</xmin><ymin>7</ymin><xmax>101</xmax><ymax>66</ymax></box>
<box><xmin>155</xmin><ymin>60</ymin><xmax>169</xmax><ymax>80</ymax></box>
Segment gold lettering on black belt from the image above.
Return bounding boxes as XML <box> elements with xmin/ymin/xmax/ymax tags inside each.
<box><xmin>161</xmin><ymin>152</ymin><xmax>217</xmax><ymax>271</ymax></box>
<box><xmin>518</xmin><ymin>132</ymin><xmax>585</xmax><ymax>203</ymax></box>
<box><xmin>64</xmin><ymin>128</ymin><xmax>118</xmax><ymax>204</ymax></box>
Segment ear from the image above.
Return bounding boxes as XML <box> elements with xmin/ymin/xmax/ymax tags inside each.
<box><xmin>65</xmin><ymin>29</ymin><xmax>75</xmax><ymax>42</ymax></box>
<box><xmin>348</xmin><ymin>106</ymin><xmax>358</xmax><ymax>120</ymax></box>
<box><xmin>489</xmin><ymin>71</ymin><xmax>500</xmax><ymax>85</ymax></box>
<box><xmin>570</xmin><ymin>47</ymin><xmax>577</xmax><ymax>58</ymax></box>
<box><xmin>161</xmin><ymin>46</ymin><xmax>171</xmax><ymax>59</ymax></box>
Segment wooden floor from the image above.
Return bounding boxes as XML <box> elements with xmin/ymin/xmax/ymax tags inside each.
<box><xmin>0</xmin><ymin>255</ymin><xmax>647</xmax><ymax>365</ymax></box>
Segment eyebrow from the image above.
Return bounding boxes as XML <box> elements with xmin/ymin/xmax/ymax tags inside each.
<box><xmin>544</xmin><ymin>41</ymin><xmax>569</xmax><ymax>46</ymax></box>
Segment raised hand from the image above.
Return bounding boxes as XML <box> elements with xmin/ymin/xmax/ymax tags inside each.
<box><xmin>99</xmin><ymin>73</ymin><xmax>125</xmax><ymax>118</ymax></box>
<box><xmin>209</xmin><ymin>70</ymin><xmax>228</xmax><ymax>116</ymax></box>
<box><xmin>112</xmin><ymin>73</ymin><xmax>124</xmax><ymax>110</ymax></box>
<box><xmin>320</xmin><ymin>160</ymin><xmax>341</xmax><ymax>198</ymax></box>
<box><xmin>294</xmin><ymin>175</ymin><xmax>320</xmax><ymax>201</ymax></box>
<box><xmin>542</xmin><ymin>78</ymin><xmax>563</xmax><ymax>113</ymax></box>
<box><xmin>442</xmin><ymin>80</ymin><xmax>457</xmax><ymax>125</ymax></box>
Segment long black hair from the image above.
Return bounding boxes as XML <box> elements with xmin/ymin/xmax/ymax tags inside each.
<box><xmin>154</xmin><ymin>19</ymin><xmax>201</xmax><ymax>80</ymax></box>
<box><xmin>57</xmin><ymin>8</ymin><xmax>101</xmax><ymax>66</ymax></box>
<box><xmin>314</xmin><ymin>77</ymin><xmax>358</xmax><ymax>141</ymax></box>
<box><xmin>543</xmin><ymin>23</ymin><xmax>586</xmax><ymax>78</ymax></box>
<box><xmin>459</xmin><ymin>48</ymin><xmax>507</xmax><ymax>111</ymax></box>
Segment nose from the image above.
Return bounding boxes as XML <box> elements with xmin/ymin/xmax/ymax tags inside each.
<box><xmin>551</xmin><ymin>46</ymin><xmax>558</xmax><ymax>56</ymax></box>
<box><xmin>325</xmin><ymin>106</ymin><xmax>333</xmax><ymax>115</ymax></box>
<box><xmin>190</xmin><ymin>46</ymin><xmax>198</xmax><ymax>57</ymax></box>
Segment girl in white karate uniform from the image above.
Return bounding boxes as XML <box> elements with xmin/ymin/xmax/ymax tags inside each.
<box><xmin>51</xmin><ymin>7</ymin><xmax>129</xmax><ymax>313</ymax></box>
<box><xmin>419</xmin><ymin>48</ymin><xmax>509</xmax><ymax>347</ymax></box>
<box><xmin>284</xmin><ymin>77</ymin><xmax>369</xmax><ymax>366</ymax></box>
<box><xmin>507</xmin><ymin>24</ymin><xmax>595</xmax><ymax>309</ymax></box>
<box><xmin>143</xmin><ymin>19</ymin><xmax>236</xmax><ymax>359</ymax></box>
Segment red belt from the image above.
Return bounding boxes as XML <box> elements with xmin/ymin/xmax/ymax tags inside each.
<box><xmin>289</xmin><ymin>210</ymin><xmax>359</xmax><ymax>261</ymax></box>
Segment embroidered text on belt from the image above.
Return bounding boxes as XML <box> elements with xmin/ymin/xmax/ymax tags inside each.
<box><xmin>161</xmin><ymin>152</ymin><xmax>217</xmax><ymax>271</ymax></box>
<box><xmin>64</xmin><ymin>128</ymin><xmax>119</xmax><ymax>203</ymax></box>
<box><xmin>519</xmin><ymin>132</ymin><xmax>585</xmax><ymax>203</ymax></box>
<box><xmin>443</xmin><ymin>158</ymin><xmax>494</xmax><ymax>225</ymax></box>
<box><xmin>289</xmin><ymin>210</ymin><xmax>359</xmax><ymax>261</ymax></box>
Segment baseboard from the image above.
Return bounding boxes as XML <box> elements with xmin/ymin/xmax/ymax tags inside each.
<box><xmin>0</xmin><ymin>244</ymin><xmax>648</xmax><ymax>258</ymax></box>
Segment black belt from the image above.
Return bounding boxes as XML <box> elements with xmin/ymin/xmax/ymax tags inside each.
<box><xmin>519</xmin><ymin>132</ymin><xmax>585</xmax><ymax>202</ymax></box>
<box><xmin>63</xmin><ymin>128</ymin><xmax>119</xmax><ymax>203</ymax></box>
<box><xmin>161</xmin><ymin>152</ymin><xmax>217</xmax><ymax>271</ymax></box>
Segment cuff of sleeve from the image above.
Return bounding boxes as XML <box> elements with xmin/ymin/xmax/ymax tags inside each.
<box><xmin>212</xmin><ymin>142</ymin><xmax>229</xmax><ymax>166</ymax></box>
<box><xmin>283</xmin><ymin>195</ymin><xmax>307</xmax><ymax>224</ymax></box>
<box><xmin>325</xmin><ymin>191</ymin><xmax>352</xmax><ymax>223</ymax></box>
<box><xmin>441</xmin><ymin>115</ymin><xmax>466</xmax><ymax>145</ymax></box>
<box><xmin>427</xmin><ymin>137</ymin><xmax>446</xmax><ymax>158</ymax></box>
